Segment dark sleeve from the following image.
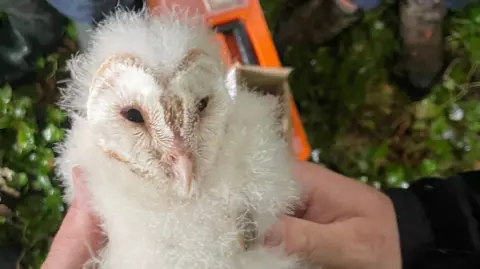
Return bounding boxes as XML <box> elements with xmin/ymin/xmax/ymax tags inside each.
<box><xmin>383</xmin><ymin>170</ymin><xmax>480</xmax><ymax>269</ymax></box>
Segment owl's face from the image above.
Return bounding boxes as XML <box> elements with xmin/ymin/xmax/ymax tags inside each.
<box><xmin>86</xmin><ymin>51</ymin><xmax>231</xmax><ymax>197</ymax></box>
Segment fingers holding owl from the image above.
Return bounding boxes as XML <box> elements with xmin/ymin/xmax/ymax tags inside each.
<box><xmin>41</xmin><ymin>168</ymin><xmax>105</xmax><ymax>269</ymax></box>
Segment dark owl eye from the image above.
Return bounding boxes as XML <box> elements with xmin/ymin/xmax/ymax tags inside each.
<box><xmin>197</xmin><ymin>97</ymin><xmax>209</xmax><ymax>112</ymax></box>
<box><xmin>121</xmin><ymin>108</ymin><xmax>144</xmax><ymax>123</ymax></box>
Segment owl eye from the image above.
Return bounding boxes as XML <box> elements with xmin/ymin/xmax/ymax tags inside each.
<box><xmin>197</xmin><ymin>97</ymin><xmax>209</xmax><ymax>112</ymax></box>
<box><xmin>121</xmin><ymin>108</ymin><xmax>144</xmax><ymax>123</ymax></box>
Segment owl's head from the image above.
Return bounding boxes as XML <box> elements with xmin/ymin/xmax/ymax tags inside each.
<box><xmin>65</xmin><ymin>8</ymin><xmax>232</xmax><ymax>198</ymax></box>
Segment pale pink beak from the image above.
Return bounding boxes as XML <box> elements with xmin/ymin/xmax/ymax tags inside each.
<box><xmin>170</xmin><ymin>139</ymin><xmax>194</xmax><ymax>195</ymax></box>
<box><xmin>176</xmin><ymin>154</ymin><xmax>194</xmax><ymax>195</ymax></box>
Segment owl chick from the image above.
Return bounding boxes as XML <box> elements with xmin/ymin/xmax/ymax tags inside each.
<box><xmin>55</xmin><ymin>6</ymin><xmax>303</xmax><ymax>269</ymax></box>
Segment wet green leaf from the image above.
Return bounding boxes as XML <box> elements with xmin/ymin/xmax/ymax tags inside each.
<box><xmin>16</xmin><ymin>122</ymin><xmax>36</xmax><ymax>155</ymax></box>
<box><xmin>0</xmin><ymin>84</ymin><xmax>12</xmax><ymax>104</ymax></box>
<box><xmin>36</xmin><ymin>148</ymin><xmax>55</xmax><ymax>174</ymax></box>
<box><xmin>35</xmin><ymin>175</ymin><xmax>52</xmax><ymax>192</ymax></box>
<box><xmin>442</xmin><ymin>77</ymin><xmax>456</xmax><ymax>91</ymax></box>
<box><xmin>12</xmin><ymin>96</ymin><xmax>33</xmax><ymax>120</ymax></box>
<box><xmin>42</xmin><ymin>123</ymin><xmax>64</xmax><ymax>143</ymax></box>
<box><xmin>8</xmin><ymin>172</ymin><xmax>29</xmax><ymax>189</ymax></box>
<box><xmin>45</xmin><ymin>54</ymin><xmax>60</xmax><ymax>78</ymax></box>
<box><xmin>65</xmin><ymin>22</ymin><xmax>79</xmax><ymax>41</ymax></box>
<box><xmin>386</xmin><ymin>165</ymin><xmax>405</xmax><ymax>188</ymax></box>
<box><xmin>35</xmin><ymin>57</ymin><xmax>46</xmax><ymax>70</ymax></box>
<box><xmin>13</xmin><ymin>103</ymin><xmax>27</xmax><ymax>119</ymax></box>
<box><xmin>419</xmin><ymin>159</ymin><xmax>438</xmax><ymax>177</ymax></box>
<box><xmin>430</xmin><ymin>115</ymin><xmax>449</xmax><ymax>140</ymax></box>
<box><xmin>415</xmin><ymin>98</ymin><xmax>441</xmax><ymax>119</ymax></box>
<box><xmin>46</xmin><ymin>107</ymin><xmax>66</xmax><ymax>125</ymax></box>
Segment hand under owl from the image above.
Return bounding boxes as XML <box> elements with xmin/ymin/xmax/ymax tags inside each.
<box><xmin>42</xmin><ymin>161</ymin><xmax>401</xmax><ymax>269</ymax></box>
<box><xmin>41</xmin><ymin>168</ymin><xmax>103</xmax><ymax>269</ymax></box>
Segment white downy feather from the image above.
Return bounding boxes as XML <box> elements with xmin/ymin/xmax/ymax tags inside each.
<box><xmin>55</xmin><ymin>6</ymin><xmax>306</xmax><ymax>269</ymax></box>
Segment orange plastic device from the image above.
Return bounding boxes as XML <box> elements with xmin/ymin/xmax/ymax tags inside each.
<box><xmin>147</xmin><ymin>0</ymin><xmax>311</xmax><ymax>160</ymax></box>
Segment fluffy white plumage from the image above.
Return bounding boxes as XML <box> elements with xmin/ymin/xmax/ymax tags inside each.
<box><xmin>55</xmin><ymin>6</ymin><xmax>304</xmax><ymax>269</ymax></box>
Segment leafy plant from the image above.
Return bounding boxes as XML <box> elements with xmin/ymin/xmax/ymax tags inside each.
<box><xmin>0</xmin><ymin>23</ymin><xmax>77</xmax><ymax>268</ymax></box>
<box><xmin>261</xmin><ymin>0</ymin><xmax>480</xmax><ymax>188</ymax></box>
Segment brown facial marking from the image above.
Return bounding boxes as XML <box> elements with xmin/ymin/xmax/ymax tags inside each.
<box><xmin>156</xmin><ymin>50</ymin><xmax>206</xmax><ymax>138</ymax></box>
<box><xmin>130</xmin><ymin>165</ymin><xmax>156</xmax><ymax>181</ymax></box>
<box><xmin>98</xmin><ymin>144</ymin><xmax>129</xmax><ymax>164</ymax></box>
<box><xmin>98</xmin><ymin>142</ymin><xmax>158</xmax><ymax>182</ymax></box>
<box><xmin>164</xmin><ymin>49</ymin><xmax>205</xmax><ymax>86</ymax></box>
<box><xmin>91</xmin><ymin>53</ymin><xmax>144</xmax><ymax>92</ymax></box>
<box><xmin>160</xmin><ymin>93</ymin><xmax>184</xmax><ymax>137</ymax></box>
<box><xmin>106</xmin><ymin>150</ymin><xmax>128</xmax><ymax>163</ymax></box>
<box><xmin>149</xmin><ymin>149</ymin><xmax>164</xmax><ymax>161</ymax></box>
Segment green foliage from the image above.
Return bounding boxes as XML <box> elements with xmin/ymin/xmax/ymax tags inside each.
<box><xmin>0</xmin><ymin>3</ymin><xmax>479</xmax><ymax>268</ymax></box>
<box><xmin>0</xmin><ymin>87</ymin><xmax>65</xmax><ymax>269</ymax></box>
<box><xmin>0</xmin><ymin>24</ymin><xmax>75</xmax><ymax>268</ymax></box>
<box><xmin>259</xmin><ymin>1</ymin><xmax>480</xmax><ymax>188</ymax></box>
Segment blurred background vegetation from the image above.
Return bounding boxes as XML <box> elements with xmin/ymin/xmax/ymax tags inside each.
<box><xmin>0</xmin><ymin>1</ymin><xmax>479</xmax><ymax>268</ymax></box>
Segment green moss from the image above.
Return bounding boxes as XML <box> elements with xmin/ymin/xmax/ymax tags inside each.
<box><xmin>261</xmin><ymin>1</ymin><xmax>480</xmax><ymax>187</ymax></box>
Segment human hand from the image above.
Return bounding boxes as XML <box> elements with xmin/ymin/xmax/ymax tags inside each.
<box><xmin>41</xmin><ymin>167</ymin><xmax>104</xmax><ymax>269</ymax></box>
<box><xmin>264</xmin><ymin>160</ymin><xmax>402</xmax><ymax>269</ymax></box>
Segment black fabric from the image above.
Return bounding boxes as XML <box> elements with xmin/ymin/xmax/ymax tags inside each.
<box><xmin>0</xmin><ymin>243</ymin><xmax>22</xmax><ymax>269</ymax></box>
<box><xmin>385</xmin><ymin>170</ymin><xmax>480</xmax><ymax>269</ymax></box>
<box><xmin>384</xmin><ymin>187</ymin><xmax>435</xmax><ymax>268</ymax></box>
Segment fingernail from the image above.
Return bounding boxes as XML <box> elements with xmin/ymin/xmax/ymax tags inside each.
<box><xmin>264</xmin><ymin>222</ymin><xmax>283</xmax><ymax>247</ymax></box>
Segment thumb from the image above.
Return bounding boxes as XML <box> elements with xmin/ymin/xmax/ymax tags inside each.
<box><xmin>41</xmin><ymin>168</ymin><xmax>103</xmax><ymax>269</ymax></box>
<box><xmin>265</xmin><ymin>215</ymin><xmax>355</xmax><ymax>268</ymax></box>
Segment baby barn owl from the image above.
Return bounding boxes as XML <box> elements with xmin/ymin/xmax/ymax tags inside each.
<box><xmin>55</xmin><ymin>7</ymin><xmax>303</xmax><ymax>269</ymax></box>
